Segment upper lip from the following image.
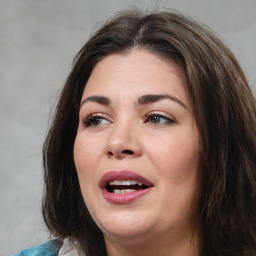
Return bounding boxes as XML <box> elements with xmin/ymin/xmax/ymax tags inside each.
<box><xmin>99</xmin><ymin>170</ymin><xmax>153</xmax><ymax>190</ymax></box>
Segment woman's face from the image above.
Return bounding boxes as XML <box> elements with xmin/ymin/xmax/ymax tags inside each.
<box><xmin>74</xmin><ymin>49</ymin><xmax>200</xmax><ymax>248</ymax></box>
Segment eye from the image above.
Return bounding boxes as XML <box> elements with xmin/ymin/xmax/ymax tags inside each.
<box><xmin>82</xmin><ymin>114</ymin><xmax>110</xmax><ymax>128</ymax></box>
<box><xmin>145</xmin><ymin>113</ymin><xmax>176</xmax><ymax>126</ymax></box>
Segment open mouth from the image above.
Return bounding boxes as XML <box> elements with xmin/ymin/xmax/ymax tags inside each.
<box><xmin>100</xmin><ymin>171</ymin><xmax>153</xmax><ymax>203</ymax></box>
<box><xmin>106</xmin><ymin>179</ymin><xmax>149</xmax><ymax>194</ymax></box>
<box><xmin>100</xmin><ymin>170</ymin><xmax>153</xmax><ymax>195</ymax></box>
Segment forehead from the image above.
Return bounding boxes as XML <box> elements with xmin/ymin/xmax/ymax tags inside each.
<box><xmin>82</xmin><ymin>49</ymin><xmax>189</xmax><ymax>105</ymax></box>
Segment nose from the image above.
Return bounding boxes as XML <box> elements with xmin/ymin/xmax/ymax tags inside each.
<box><xmin>105</xmin><ymin>121</ymin><xmax>142</xmax><ymax>159</ymax></box>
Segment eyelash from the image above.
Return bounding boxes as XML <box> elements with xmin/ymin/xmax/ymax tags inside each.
<box><xmin>145</xmin><ymin>113</ymin><xmax>176</xmax><ymax>125</ymax></box>
<box><xmin>82</xmin><ymin>112</ymin><xmax>176</xmax><ymax>128</ymax></box>
<box><xmin>82</xmin><ymin>114</ymin><xmax>110</xmax><ymax>128</ymax></box>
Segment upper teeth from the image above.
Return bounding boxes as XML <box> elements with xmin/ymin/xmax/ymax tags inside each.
<box><xmin>109</xmin><ymin>180</ymin><xmax>143</xmax><ymax>186</ymax></box>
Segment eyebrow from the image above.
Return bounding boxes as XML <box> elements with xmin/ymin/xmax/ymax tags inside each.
<box><xmin>80</xmin><ymin>96</ymin><xmax>110</xmax><ymax>107</ymax></box>
<box><xmin>80</xmin><ymin>94</ymin><xmax>187</xmax><ymax>109</ymax></box>
<box><xmin>138</xmin><ymin>94</ymin><xmax>187</xmax><ymax>109</ymax></box>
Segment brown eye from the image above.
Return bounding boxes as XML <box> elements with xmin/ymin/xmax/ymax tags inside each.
<box><xmin>145</xmin><ymin>113</ymin><xmax>175</xmax><ymax>125</ymax></box>
<box><xmin>83</xmin><ymin>115</ymin><xmax>110</xmax><ymax>127</ymax></box>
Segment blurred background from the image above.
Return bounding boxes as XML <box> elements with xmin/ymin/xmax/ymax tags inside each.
<box><xmin>0</xmin><ymin>0</ymin><xmax>255</xmax><ymax>255</ymax></box>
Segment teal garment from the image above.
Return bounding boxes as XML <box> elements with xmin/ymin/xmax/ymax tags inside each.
<box><xmin>15</xmin><ymin>240</ymin><xmax>61</xmax><ymax>256</ymax></box>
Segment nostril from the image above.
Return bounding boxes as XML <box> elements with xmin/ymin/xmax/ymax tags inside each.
<box><xmin>121</xmin><ymin>149</ymin><xmax>134</xmax><ymax>155</ymax></box>
<box><xmin>107</xmin><ymin>151</ymin><xmax>114</xmax><ymax>156</ymax></box>
<box><xmin>106</xmin><ymin>149</ymin><xmax>134</xmax><ymax>157</ymax></box>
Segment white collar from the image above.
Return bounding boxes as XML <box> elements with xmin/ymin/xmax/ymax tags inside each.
<box><xmin>58</xmin><ymin>238</ymin><xmax>86</xmax><ymax>256</ymax></box>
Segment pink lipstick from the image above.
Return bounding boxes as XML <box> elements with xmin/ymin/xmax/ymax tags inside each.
<box><xmin>100</xmin><ymin>170</ymin><xmax>153</xmax><ymax>204</ymax></box>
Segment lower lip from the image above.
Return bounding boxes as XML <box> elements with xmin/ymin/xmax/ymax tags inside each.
<box><xmin>102</xmin><ymin>187</ymin><xmax>152</xmax><ymax>204</ymax></box>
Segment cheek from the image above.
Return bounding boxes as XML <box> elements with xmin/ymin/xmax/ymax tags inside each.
<box><xmin>73</xmin><ymin>135</ymin><xmax>102</xmax><ymax>210</ymax></box>
<box><xmin>155</xmin><ymin>130</ymin><xmax>198</xmax><ymax>161</ymax></box>
<box><xmin>156</xmin><ymin>133</ymin><xmax>200</xmax><ymax>212</ymax></box>
<box><xmin>73</xmin><ymin>134</ymin><xmax>101</xmax><ymax>183</ymax></box>
<box><xmin>150</xmin><ymin>128</ymin><xmax>199</xmax><ymax>184</ymax></box>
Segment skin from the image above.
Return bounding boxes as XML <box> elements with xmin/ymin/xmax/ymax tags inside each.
<box><xmin>73</xmin><ymin>48</ymin><xmax>201</xmax><ymax>256</ymax></box>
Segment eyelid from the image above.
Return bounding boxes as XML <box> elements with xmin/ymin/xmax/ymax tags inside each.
<box><xmin>146</xmin><ymin>111</ymin><xmax>176</xmax><ymax>121</ymax></box>
<box><xmin>144</xmin><ymin>111</ymin><xmax>177</xmax><ymax>127</ymax></box>
<box><xmin>80</xmin><ymin>111</ymin><xmax>109</xmax><ymax>120</ymax></box>
<box><xmin>81</xmin><ymin>112</ymin><xmax>111</xmax><ymax>128</ymax></box>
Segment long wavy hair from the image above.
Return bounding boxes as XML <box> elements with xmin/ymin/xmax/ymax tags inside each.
<box><xmin>42</xmin><ymin>10</ymin><xmax>256</xmax><ymax>255</ymax></box>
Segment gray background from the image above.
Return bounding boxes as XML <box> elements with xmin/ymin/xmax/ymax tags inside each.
<box><xmin>1</xmin><ymin>0</ymin><xmax>255</xmax><ymax>255</ymax></box>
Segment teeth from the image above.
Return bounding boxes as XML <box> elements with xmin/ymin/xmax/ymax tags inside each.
<box><xmin>113</xmin><ymin>180</ymin><xmax>122</xmax><ymax>185</ymax></box>
<box><xmin>109</xmin><ymin>179</ymin><xmax>142</xmax><ymax>186</ymax></box>
<box><xmin>125</xmin><ymin>189</ymin><xmax>136</xmax><ymax>193</ymax></box>
<box><xmin>113</xmin><ymin>189</ymin><xmax>137</xmax><ymax>194</ymax></box>
<box><xmin>121</xmin><ymin>180</ymin><xmax>128</xmax><ymax>185</ymax></box>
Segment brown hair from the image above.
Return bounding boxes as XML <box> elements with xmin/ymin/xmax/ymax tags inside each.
<box><xmin>42</xmin><ymin>10</ymin><xmax>256</xmax><ymax>255</ymax></box>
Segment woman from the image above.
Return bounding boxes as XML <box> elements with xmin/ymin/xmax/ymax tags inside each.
<box><xmin>16</xmin><ymin>10</ymin><xmax>256</xmax><ymax>256</ymax></box>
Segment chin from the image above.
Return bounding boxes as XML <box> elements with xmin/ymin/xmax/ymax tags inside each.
<box><xmin>95</xmin><ymin>210</ymin><xmax>155</xmax><ymax>241</ymax></box>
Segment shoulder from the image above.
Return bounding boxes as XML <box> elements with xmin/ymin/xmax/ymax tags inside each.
<box><xmin>15</xmin><ymin>239</ymin><xmax>62</xmax><ymax>256</ymax></box>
